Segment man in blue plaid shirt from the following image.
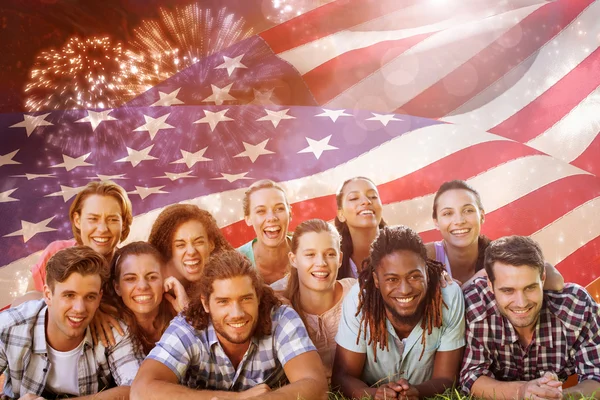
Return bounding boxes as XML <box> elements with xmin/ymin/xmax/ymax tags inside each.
<box><xmin>0</xmin><ymin>246</ymin><xmax>141</xmax><ymax>399</ymax></box>
<box><xmin>131</xmin><ymin>250</ymin><xmax>327</xmax><ymax>400</ymax></box>
<box><xmin>460</xmin><ymin>236</ymin><xmax>600</xmax><ymax>399</ymax></box>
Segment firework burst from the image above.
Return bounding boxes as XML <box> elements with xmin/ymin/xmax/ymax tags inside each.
<box><xmin>24</xmin><ymin>36</ymin><xmax>137</xmax><ymax>112</ymax></box>
<box><xmin>120</xmin><ymin>4</ymin><xmax>255</xmax><ymax>93</ymax></box>
<box><xmin>264</xmin><ymin>0</ymin><xmax>335</xmax><ymax>24</ymax></box>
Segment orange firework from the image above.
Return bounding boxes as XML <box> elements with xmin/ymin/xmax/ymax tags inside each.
<box><xmin>24</xmin><ymin>36</ymin><xmax>137</xmax><ymax>112</ymax></box>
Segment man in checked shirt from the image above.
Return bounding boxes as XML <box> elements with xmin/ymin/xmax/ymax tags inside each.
<box><xmin>0</xmin><ymin>246</ymin><xmax>141</xmax><ymax>400</ymax></box>
<box><xmin>460</xmin><ymin>235</ymin><xmax>600</xmax><ymax>399</ymax></box>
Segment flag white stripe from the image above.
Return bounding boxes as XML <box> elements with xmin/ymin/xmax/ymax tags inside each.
<box><xmin>531</xmin><ymin>196</ymin><xmax>600</xmax><ymax>266</ymax></box>
<box><xmin>443</xmin><ymin>1</ymin><xmax>600</xmax><ymax>128</ymax></box>
<box><xmin>382</xmin><ymin>154</ymin><xmax>591</xmax><ymax>232</ymax></box>
<box><xmin>324</xmin><ymin>4</ymin><xmax>543</xmax><ymax>111</ymax></box>
<box><xmin>526</xmin><ymin>85</ymin><xmax>600</xmax><ymax>162</ymax></box>
<box><xmin>278</xmin><ymin>0</ymin><xmax>545</xmax><ymax>75</ymax></box>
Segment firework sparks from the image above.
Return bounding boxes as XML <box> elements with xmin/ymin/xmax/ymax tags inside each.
<box><xmin>24</xmin><ymin>36</ymin><xmax>137</xmax><ymax>112</ymax></box>
<box><xmin>120</xmin><ymin>4</ymin><xmax>255</xmax><ymax>93</ymax></box>
<box><xmin>264</xmin><ymin>0</ymin><xmax>335</xmax><ymax>24</ymax></box>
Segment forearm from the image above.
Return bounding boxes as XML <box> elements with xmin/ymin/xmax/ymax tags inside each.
<box><xmin>131</xmin><ymin>379</ymin><xmax>243</xmax><ymax>400</ymax></box>
<box><xmin>249</xmin><ymin>378</ymin><xmax>328</xmax><ymax>400</ymax></box>
<box><xmin>11</xmin><ymin>290</ymin><xmax>42</xmax><ymax>307</ymax></box>
<box><xmin>333</xmin><ymin>374</ymin><xmax>377</xmax><ymax>399</ymax></box>
<box><xmin>563</xmin><ymin>379</ymin><xmax>600</xmax><ymax>399</ymax></box>
<box><xmin>414</xmin><ymin>377</ymin><xmax>455</xmax><ymax>399</ymax></box>
<box><xmin>471</xmin><ymin>376</ymin><xmax>525</xmax><ymax>400</ymax></box>
<box><xmin>74</xmin><ymin>386</ymin><xmax>130</xmax><ymax>400</ymax></box>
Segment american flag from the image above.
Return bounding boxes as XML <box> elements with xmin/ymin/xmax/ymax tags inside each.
<box><xmin>1</xmin><ymin>0</ymin><xmax>599</xmax><ymax>308</ymax></box>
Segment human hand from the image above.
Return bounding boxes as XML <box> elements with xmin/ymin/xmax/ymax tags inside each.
<box><xmin>90</xmin><ymin>308</ymin><xmax>123</xmax><ymax>347</ymax></box>
<box><xmin>439</xmin><ymin>270</ymin><xmax>461</xmax><ymax>288</ymax></box>
<box><xmin>518</xmin><ymin>373</ymin><xmax>563</xmax><ymax>400</ymax></box>
<box><xmin>394</xmin><ymin>379</ymin><xmax>419</xmax><ymax>400</ymax></box>
<box><xmin>163</xmin><ymin>276</ymin><xmax>189</xmax><ymax>314</ymax></box>
<box><xmin>238</xmin><ymin>383</ymin><xmax>271</xmax><ymax>399</ymax></box>
<box><xmin>18</xmin><ymin>393</ymin><xmax>45</xmax><ymax>400</ymax></box>
<box><xmin>374</xmin><ymin>382</ymin><xmax>402</xmax><ymax>399</ymax></box>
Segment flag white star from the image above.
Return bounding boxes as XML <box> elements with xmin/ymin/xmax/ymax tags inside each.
<box><xmin>215</xmin><ymin>55</ymin><xmax>247</xmax><ymax>76</ymax></box>
<box><xmin>256</xmin><ymin>109</ymin><xmax>296</xmax><ymax>128</ymax></box>
<box><xmin>171</xmin><ymin>147</ymin><xmax>212</xmax><ymax>168</ymax></box>
<box><xmin>366</xmin><ymin>112</ymin><xmax>402</xmax><ymax>126</ymax></box>
<box><xmin>0</xmin><ymin>189</ymin><xmax>18</xmax><ymax>203</ymax></box>
<box><xmin>194</xmin><ymin>110</ymin><xmax>234</xmax><ymax>131</ymax></box>
<box><xmin>75</xmin><ymin>110</ymin><xmax>117</xmax><ymax>131</ymax></box>
<box><xmin>156</xmin><ymin>170</ymin><xmax>196</xmax><ymax>181</ymax></box>
<box><xmin>116</xmin><ymin>145</ymin><xmax>157</xmax><ymax>167</ymax></box>
<box><xmin>212</xmin><ymin>172</ymin><xmax>253</xmax><ymax>183</ymax></box>
<box><xmin>298</xmin><ymin>135</ymin><xmax>338</xmax><ymax>159</ymax></box>
<box><xmin>93</xmin><ymin>173</ymin><xmax>128</xmax><ymax>181</ymax></box>
<box><xmin>4</xmin><ymin>217</ymin><xmax>57</xmax><ymax>243</ymax></box>
<box><xmin>10</xmin><ymin>113</ymin><xmax>53</xmax><ymax>136</ymax></box>
<box><xmin>50</xmin><ymin>153</ymin><xmax>93</xmax><ymax>171</ymax></box>
<box><xmin>234</xmin><ymin>140</ymin><xmax>275</xmax><ymax>163</ymax></box>
<box><xmin>151</xmin><ymin>88</ymin><xmax>184</xmax><ymax>106</ymax></box>
<box><xmin>251</xmin><ymin>88</ymin><xmax>275</xmax><ymax>105</ymax></box>
<box><xmin>128</xmin><ymin>186</ymin><xmax>168</xmax><ymax>200</ymax></box>
<box><xmin>315</xmin><ymin>108</ymin><xmax>352</xmax><ymax>122</ymax></box>
<box><xmin>0</xmin><ymin>150</ymin><xmax>21</xmax><ymax>167</ymax></box>
<box><xmin>133</xmin><ymin>113</ymin><xmax>175</xmax><ymax>140</ymax></box>
<box><xmin>10</xmin><ymin>173</ymin><xmax>56</xmax><ymax>180</ymax></box>
<box><xmin>201</xmin><ymin>84</ymin><xmax>236</xmax><ymax>105</ymax></box>
<box><xmin>45</xmin><ymin>185</ymin><xmax>85</xmax><ymax>202</ymax></box>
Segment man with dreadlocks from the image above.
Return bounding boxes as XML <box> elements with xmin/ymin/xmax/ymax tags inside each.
<box><xmin>332</xmin><ymin>225</ymin><xmax>465</xmax><ymax>400</ymax></box>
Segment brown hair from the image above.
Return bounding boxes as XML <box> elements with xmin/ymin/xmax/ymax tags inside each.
<box><xmin>184</xmin><ymin>250</ymin><xmax>281</xmax><ymax>337</ymax></box>
<box><xmin>284</xmin><ymin>219</ymin><xmax>341</xmax><ymax>336</ymax></box>
<box><xmin>242</xmin><ymin>179</ymin><xmax>290</xmax><ymax>217</ymax></box>
<box><xmin>105</xmin><ymin>242</ymin><xmax>173</xmax><ymax>356</ymax></box>
<box><xmin>69</xmin><ymin>180</ymin><xmax>133</xmax><ymax>244</ymax></box>
<box><xmin>46</xmin><ymin>245</ymin><xmax>109</xmax><ymax>292</ymax></box>
<box><xmin>357</xmin><ymin>226</ymin><xmax>446</xmax><ymax>361</ymax></box>
<box><xmin>334</xmin><ymin>177</ymin><xmax>386</xmax><ymax>279</ymax></box>
<box><xmin>432</xmin><ymin>179</ymin><xmax>489</xmax><ymax>272</ymax></box>
<box><xmin>484</xmin><ymin>235</ymin><xmax>545</xmax><ymax>284</ymax></box>
<box><xmin>148</xmin><ymin>204</ymin><xmax>233</xmax><ymax>262</ymax></box>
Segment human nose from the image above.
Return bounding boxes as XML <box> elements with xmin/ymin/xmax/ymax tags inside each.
<box><xmin>186</xmin><ymin>242</ymin><xmax>198</xmax><ymax>255</ymax></box>
<box><xmin>514</xmin><ymin>291</ymin><xmax>527</xmax><ymax>307</ymax></box>
<box><xmin>266</xmin><ymin>209</ymin><xmax>278</xmax><ymax>221</ymax></box>
<box><xmin>360</xmin><ymin>194</ymin><xmax>372</xmax><ymax>205</ymax></box>
<box><xmin>315</xmin><ymin>254</ymin><xmax>326</xmax><ymax>266</ymax></box>
<box><xmin>137</xmin><ymin>278</ymin><xmax>150</xmax><ymax>290</ymax></box>
<box><xmin>72</xmin><ymin>297</ymin><xmax>85</xmax><ymax>312</ymax></box>
<box><xmin>230</xmin><ymin>301</ymin><xmax>244</xmax><ymax>318</ymax></box>
<box><xmin>397</xmin><ymin>278</ymin><xmax>411</xmax><ymax>294</ymax></box>
<box><xmin>96</xmin><ymin>219</ymin><xmax>108</xmax><ymax>232</ymax></box>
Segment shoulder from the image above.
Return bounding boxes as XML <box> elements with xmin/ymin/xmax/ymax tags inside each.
<box><xmin>339</xmin><ymin>278</ymin><xmax>357</xmax><ymax>293</ymax></box>
<box><xmin>462</xmin><ymin>277</ymin><xmax>496</xmax><ymax>323</ymax></box>
<box><xmin>0</xmin><ymin>300</ymin><xmax>45</xmax><ymax>343</ymax></box>
<box><xmin>546</xmin><ymin>283</ymin><xmax>599</xmax><ymax>328</ymax></box>
<box><xmin>271</xmin><ymin>304</ymin><xmax>303</xmax><ymax>325</ymax></box>
<box><xmin>237</xmin><ymin>239</ymin><xmax>255</xmax><ymax>254</ymax></box>
<box><xmin>424</xmin><ymin>242</ymin><xmax>436</xmax><ymax>260</ymax></box>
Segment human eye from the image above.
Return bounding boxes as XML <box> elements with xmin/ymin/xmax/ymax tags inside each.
<box><xmin>304</xmin><ymin>252</ymin><xmax>315</xmax><ymax>258</ymax></box>
<box><xmin>64</xmin><ymin>293</ymin><xmax>75</xmax><ymax>299</ymax></box>
<box><xmin>500</xmin><ymin>288</ymin><xmax>513</xmax><ymax>294</ymax></box>
<box><xmin>386</xmin><ymin>277</ymin><xmax>398</xmax><ymax>283</ymax></box>
<box><xmin>87</xmin><ymin>217</ymin><xmax>98</xmax><ymax>222</ymax></box>
<box><xmin>87</xmin><ymin>294</ymin><xmax>98</xmax><ymax>301</ymax></box>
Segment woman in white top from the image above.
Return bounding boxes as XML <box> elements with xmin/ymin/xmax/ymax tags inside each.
<box><xmin>284</xmin><ymin>219</ymin><xmax>356</xmax><ymax>381</ymax></box>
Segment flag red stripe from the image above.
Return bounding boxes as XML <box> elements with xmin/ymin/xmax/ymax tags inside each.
<box><xmin>259</xmin><ymin>0</ymin><xmax>416</xmax><ymax>54</ymax></box>
<box><xmin>570</xmin><ymin>130</ymin><xmax>600</xmax><ymax>176</ymax></box>
<box><xmin>489</xmin><ymin>47</ymin><xmax>600</xmax><ymax>142</ymax></box>
<box><xmin>303</xmin><ymin>33</ymin><xmax>433</xmax><ymax>105</ymax></box>
<box><xmin>419</xmin><ymin>174</ymin><xmax>600</xmax><ymax>242</ymax></box>
<box><xmin>555</xmin><ymin>234</ymin><xmax>600</xmax><ymax>287</ymax></box>
<box><xmin>396</xmin><ymin>0</ymin><xmax>593</xmax><ymax>119</ymax></box>
<box><xmin>222</xmin><ymin>139</ymin><xmax>541</xmax><ymax>247</ymax></box>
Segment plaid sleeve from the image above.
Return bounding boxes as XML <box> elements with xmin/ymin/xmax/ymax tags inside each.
<box><xmin>334</xmin><ymin>283</ymin><xmax>366</xmax><ymax>353</ymax></box>
<box><xmin>106</xmin><ymin>323</ymin><xmax>143</xmax><ymax>386</ymax></box>
<box><xmin>272</xmin><ymin>305</ymin><xmax>317</xmax><ymax>366</ymax></box>
<box><xmin>571</xmin><ymin>289</ymin><xmax>600</xmax><ymax>383</ymax></box>
<box><xmin>146</xmin><ymin>316</ymin><xmax>197</xmax><ymax>382</ymax></box>
<box><xmin>459</xmin><ymin>283</ymin><xmax>495</xmax><ymax>394</ymax></box>
<box><xmin>438</xmin><ymin>283</ymin><xmax>466</xmax><ymax>352</ymax></box>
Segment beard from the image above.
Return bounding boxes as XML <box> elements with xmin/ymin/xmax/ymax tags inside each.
<box><xmin>383</xmin><ymin>298</ymin><xmax>426</xmax><ymax>327</ymax></box>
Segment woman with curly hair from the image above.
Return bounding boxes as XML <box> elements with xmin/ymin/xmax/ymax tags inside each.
<box><xmin>106</xmin><ymin>241</ymin><xmax>187</xmax><ymax>356</ymax></box>
<box><xmin>148</xmin><ymin>204</ymin><xmax>233</xmax><ymax>289</ymax></box>
<box><xmin>427</xmin><ymin>179</ymin><xmax>564</xmax><ymax>289</ymax></box>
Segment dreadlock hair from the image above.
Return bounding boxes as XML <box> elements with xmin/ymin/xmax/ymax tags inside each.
<box><xmin>105</xmin><ymin>242</ymin><xmax>172</xmax><ymax>356</ymax></box>
<box><xmin>334</xmin><ymin>177</ymin><xmax>386</xmax><ymax>279</ymax></box>
<box><xmin>284</xmin><ymin>219</ymin><xmax>341</xmax><ymax>341</ymax></box>
<box><xmin>184</xmin><ymin>250</ymin><xmax>281</xmax><ymax>338</ymax></box>
<box><xmin>356</xmin><ymin>225</ymin><xmax>447</xmax><ymax>362</ymax></box>
<box><xmin>432</xmin><ymin>179</ymin><xmax>490</xmax><ymax>272</ymax></box>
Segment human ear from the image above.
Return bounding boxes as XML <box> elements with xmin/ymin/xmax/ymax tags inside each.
<box><xmin>201</xmin><ymin>296</ymin><xmax>210</xmax><ymax>313</ymax></box>
<box><xmin>289</xmin><ymin>252</ymin><xmax>297</xmax><ymax>269</ymax></box>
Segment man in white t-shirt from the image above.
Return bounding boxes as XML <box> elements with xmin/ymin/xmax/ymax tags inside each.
<box><xmin>0</xmin><ymin>246</ymin><xmax>141</xmax><ymax>399</ymax></box>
